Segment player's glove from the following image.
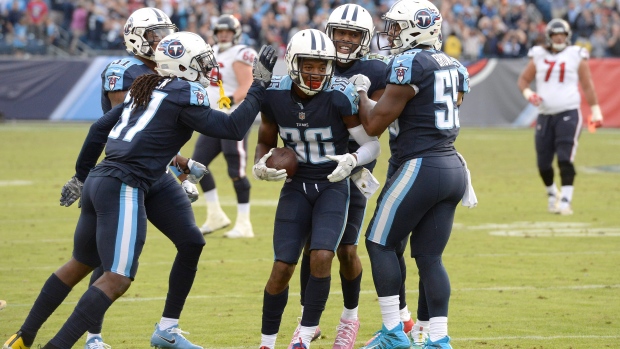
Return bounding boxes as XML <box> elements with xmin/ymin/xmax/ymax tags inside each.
<box><xmin>326</xmin><ymin>153</ymin><xmax>357</xmax><ymax>182</ymax></box>
<box><xmin>522</xmin><ymin>88</ymin><xmax>542</xmax><ymax>106</ymax></box>
<box><xmin>186</xmin><ymin>159</ymin><xmax>208</xmax><ymax>184</ymax></box>
<box><xmin>60</xmin><ymin>176</ymin><xmax>83</xmax><ymax>207</ymax></box>
<box><xmin>252</xmin><ymin>45</ymin><xmax>278</xmax><ymax>87</ymax></box>
<box><xmin>348</xmin><ymin>74</ymin><xmax>371</xmax><ymax>94</ymax></box>
<box><xmin>181</xmin><ymin>180</ymin><xmax>199</xmax><ymax>203</ymax></box>
<box><xmin>252</xmin><ymin>148</ymin><xmax>287</xmax><ymax>181</ymax></box>
<box><xmin>590</xmin><ymin>104</ymin><xmax>604</xmax><ymax>128</ymax></box>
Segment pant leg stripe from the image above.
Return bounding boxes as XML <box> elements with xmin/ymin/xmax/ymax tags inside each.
<box><xmin>368</xmin><ymin>159</ymin><xmax>421</xmax><ymax>245</ymax></box>
<box><xmin>112</xmin><ymin>184</ymin><xmax>138</xmax><ymax>277</ymax></box>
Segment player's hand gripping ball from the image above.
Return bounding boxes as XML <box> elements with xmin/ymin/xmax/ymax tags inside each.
<box><xmin>266</xmin><ymin>147</ymin><xmax>299</xmax><ymax>178</ymax></box>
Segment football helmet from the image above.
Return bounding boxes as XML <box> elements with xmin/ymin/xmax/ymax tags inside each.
<box><xmin>155</xmin><ymin>32</ymin><xmax>219</xmax><ymax>83</ymax></box>
<box><xmin>325</xmin><ymin>4</ymin><xmax>375</xmax><ymax>63</ymax></box>
<box><xmin>545</xmin><ymin>18</ymin><xmax>571</xmax><ymax>51</ymax></box>
<box><xmin>214</xmin><ymin>14</ymin><xmax>242</xmax><ymax>50</ymax></box>
<box><xmin>124</xmin><ymin>7</ymin><xmax>177</xmax><ymax>60</ymax></box>
<box><xmin>378</xmin><ymin>0</ymin><xmax>442</xmax><ymax>54</ymax></box>
<box><xmin>285</xmin><ymin>29</ymin><xmax>337</xmax><ymax>96</ymax></box>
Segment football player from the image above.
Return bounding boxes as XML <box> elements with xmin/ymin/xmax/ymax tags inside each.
<box><xmin>3</xmin><ymin>32</ymin><xmax>277</xmax><ymax>349</ymax></box>
<box><xmin>293</xmin><ymin>4</ymin><xmax>387</xmax><ymax>348</ymax></box>
<box><xmin>353</xmin><ymin>1</ymin><xmax>469</xmax><ymax>348</ymax></box>
<box><xmin>191</xmin><ymin>14</ymin><xmax>258</xmax><ymax>238</ymax></box>
<box><xmin>252</xmin><ymin>29</ymin><xmax>380</xmax><ymax>349</ymax></box>
<box><xmin>517</xmin><ymin>18</ymin><xmax>603</xmax><ymax>215</ymax></box>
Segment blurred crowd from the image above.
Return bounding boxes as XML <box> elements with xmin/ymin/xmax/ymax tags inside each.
<box><xmin>2</xmin><ymin>0</ymin><xmax>620</xmax><ymax>61</ymax></box>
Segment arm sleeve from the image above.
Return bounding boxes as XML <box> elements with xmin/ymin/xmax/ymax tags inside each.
<box><xmin>348</xmin><ymin>124</ymin><xmax>380</xmax><ymax>166</ymax></box>
<box><xmin>74</xmin><ymin>104</ymin><xmax>123</xmax><ymax>181</ymax></box>
<box><xmin>179</xmin><ymin>81</ymin><xmax>265</xmax><ymax>140</ymax></box>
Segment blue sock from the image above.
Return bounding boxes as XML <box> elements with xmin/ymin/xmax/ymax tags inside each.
<box><xmin>262</xmin><ymin>287</ymin><xmax>289</xmax><ymax>335</ymax></box>
<box><xmin>340</xmin><ymin>271</ymin><xmax>362</xmax><ymax>310</ymax></box>
<box><xmin>300</xmin><ymin>275</ymin><xmax>330</xmax><ymax>327</ymax></box>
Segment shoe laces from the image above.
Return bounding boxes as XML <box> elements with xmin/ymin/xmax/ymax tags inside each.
<box><xmin>334</xmin><ymin>321</ymin><xmax>357</xmax><ymax>346</ymax></box>
<box><xmin>87</xmin><ymin>339</ymin><xmax>111</xmax><ymax>349</ymax></box>
<box><xmin>167</xmin><ymin>327</ymin><xmax>190</xmax><ymax>340</ymax></box>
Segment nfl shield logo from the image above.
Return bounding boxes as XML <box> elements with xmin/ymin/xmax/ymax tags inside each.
<box><xmin>299</xmin><ymin>111</ymin><xmax>305</xmax><ymax>120</ymax></box>
<box><xmin>395</xmin><ymin>64</ymin><xmax>409</xmax><ymax>83</ymax></box>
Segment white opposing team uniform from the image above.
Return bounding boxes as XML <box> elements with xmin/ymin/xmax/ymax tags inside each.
<box><xmin>206</xmin><ymin>44</ymin><xmax>257</xmax><ymax>113</ymax></box>
<box><xmin>529</xmin><ymin>45</ymin><xmax>588</xmax><ymax>115</ymax></box>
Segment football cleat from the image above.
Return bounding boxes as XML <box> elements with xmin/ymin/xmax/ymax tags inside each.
<box><xmin>3</xmin><ymin>332</ymin><xmax>29</xmax><ymax>349</ymax></box>
<box><xmin>547</xmin><ymin>193</ymin><xmax>559</xmax><ymax>213</ymax></box>
<box><xmin>360</xmin><ymin>323</ymin><xmax>409</xmax><ymax>349</ymax></box>
<box><xmin>290</xmin><ymin>338</ymin><xmax>308</xmax><ymax>349</ymax></box>
<box><xmin>150</xmin><ymin>323</ymin><xmax>203</xmax><ymax>349</ymax></box>
<box><xmin>200</xmin><ymin>207</ymin><xmax>231</xmax><ymax>235</ymax></box>
<box><xmin>410</xmin><ymin>329</ymin><xmax>429</xmax><ymax>349</ymax></box>
<box><xmin>423</xmin><ymin>335</ymin><xmax>452</xmax><ymax>349</ymax></box>
<box><xmin>557</xmin><ymin>198</ymin><xmax>573</xmax><ymax>215</ymax></box>
<box><xmin>333</xmin><ymin>318</ymin><xmax>360</xmax><ymax>349</ymax></box>
<box><xmin>84</xmin><ymin>336</ymin><xmax>111</xmax><ymax>349</ymax></box>
<box><xmin>223</xmin><ymin>213</ymin><xmax>254</xmax><ymax>238</ymax></box>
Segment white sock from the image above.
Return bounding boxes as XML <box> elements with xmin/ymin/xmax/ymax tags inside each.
<box><xmin>298</xmin><ymin>325</ymin><xmax>318</xmax><ymax>347</ymax></box>
<box><xmin>86</xmin><ymin>333</ymin><xmax>101</xmax><ymax>341</ymax></box>
<box><xmin>546</xmin><ymin>184</ymin><xmax>558</xmax><ymax>196</ymax></box>
<box><xmin>204</xmin><ymin>188</ymin><xmax>219</xmax><ymax>203</ymax></box>
<box><xmin>260</xmin><ymin>333</ymin><xmax>278</xmax><ymax>349</ymax></box>
<box><xmin>341</xmin><ymin>306</ymin><xmax>358</xmax><ymax>321</ymax></box>
<box><xmin>399</xmin><ymin>306</ymin><xmax>411</xmax><ymax>322</ymax></box>
<box><xmin>429</xmin><ymin>316</ymin><xmax>448</xmax><ymax>342</ymax></box>
<box><xmin>561</xmin><ymin>185</ymin><xmax>574</xmax><ymax>202</ymax></box>
<box><xmin>378</xmin><ymin>295</ymin><xmax>400</xmax><ymax>330</ymax></box>
<box><xmin>414</xmin><ymin>319</ymin><xmax>430</xmax><ymax>333</ymax></box>
<box><xmin>159</xmin><ymin>317</ymin><xmax>178</xmax><ymax>331</ymax></box>
<box><xmin>237</xmin><ymin>202</ymin><xmax>250</xmax><ymax>214</ymax></box>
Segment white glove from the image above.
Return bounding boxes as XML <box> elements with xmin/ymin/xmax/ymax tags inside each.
<box><xmin>590</xmin><ymin>104</ymin><xmax>604</xmax><ymax>124</ymax></box>
<box><xmin>182</xmin><ymin>180</ymin><xmax>199</xmax><ymax>203</ymax></box>
<box><xmin>60</xmin><ymin>176</ymin><xmax>83</xmax><ymax>207</ymax></box>
<box><xmin>186</xmin><ymin>159</ymin><xmax>208</xmax><ymax>184</ymax></box>
<box><xmin>348</xmin><ymin>74</ymin><xmax>371</xmax><ymax>93</ymax></box>
<box><xmin>326</xmin><ymin>153</ymin><xmax>357</xmax><ymax>182</ymax></box>
<box><xmin>456</xmin><ymin>152</ymin><xmax>478</xmax><ymax>208</ymax></box>
<box><xmin>252</xmin><ymin>148</ymin><xmax>288</xmax><ymax>181</ymax></box>
<box><xmin>350</xmin><ymin>168</ymin><xmax>380</xmax><ymax>199</ymax></box>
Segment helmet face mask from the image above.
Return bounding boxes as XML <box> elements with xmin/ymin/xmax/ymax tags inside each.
<box><xmin>286</xmin><ymin>29</ymin><xmax>337</xmax><ymax>96</ymax></box>
<box><xmin>377</xmin><ymin>0</ymin><xmax>442</xmax><ymax>55</ymax></box>
<box><xmin>214</xmin><ymin>14</ymin><xmax>242</xmax><ymax>50</ymax></box>
<box><xmin>325</xmin><ymin>4</ymin><xmax>374</xmax><ymax>63</ymax></box>
<box><xmin>545</xmin><ymin>18</ymin><xmax>571</xmax><ymax>52</ymax></box>
<box><xmin>124</xmin><ymin>8</ymin><xmax>177</xmax><ymax>60</ymax></box>
<box><xmin>155</xmin><ymin>32</ymin><xmax>219</xmax><ymax>83</ymax></box>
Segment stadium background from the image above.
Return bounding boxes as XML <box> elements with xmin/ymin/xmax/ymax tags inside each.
<box><xmin>1</xmin><ymin>0</ymin><xmax>620</xmax><ymax>126</ymax></box>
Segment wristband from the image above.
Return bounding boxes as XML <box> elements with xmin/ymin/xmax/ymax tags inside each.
<box><xmin>522</xmin><ymin>88</ymin><xmax>535</xmax><ymax>100</ymax></box>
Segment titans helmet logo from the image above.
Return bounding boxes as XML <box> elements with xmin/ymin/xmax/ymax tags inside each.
<box><xmin>394</xmin><ymin>64</ymin><xmax>408</xmax><ymax>83</ymax></box>
<box><xmin>194</xmin><ymin>90</ymin><xmax>204</xmax><ymax>105</ymax></box>
<box><xmin>124</xmin><ymin>17</ymin><xmax>133</xmax><ymax>36</ymax></box>
<box><xmin>160</xmin><ymin>39</ymin><xmax>185</xmax><ymax>58</ymax></box>
<box><xmin>414</xmin><ymin>8</ymin><xmax>439</xmax><ymax>29</ymax></box>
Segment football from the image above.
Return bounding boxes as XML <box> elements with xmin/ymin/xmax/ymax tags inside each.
<box><xmin>266</xmin><ymin>147</ymin><xmax>299</xmax><ymax>177</ymax></box>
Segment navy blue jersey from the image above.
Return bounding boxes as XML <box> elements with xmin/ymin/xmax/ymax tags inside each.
<box><xmin>84</xmin><ymin>78</ymin><xmax>263</xmax><ymax>191</ymax></box>
<box><xmin>101</xmin><ymin>56</ymin><xmax>151</xmax><ymax>113</ymax></box>
<box><xmin>335</xmin><ymin>55</ymin><xmax>388</xmax><ymax>157</ymax></box>
<box><xmin>261</xmin><ymin>75</ymin><xmax>358</xmax><ymax>182</ymax></box>
<box><xmin>386</xmin><ymin>49</ymin><xmax>460</xmax><ymax>167</ymax></box>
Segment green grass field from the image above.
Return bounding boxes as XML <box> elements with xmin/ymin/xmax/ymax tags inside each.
<box><xmin>1</xmin><ymin>123</ymin><xmax>619</xmax><ymax>349</ymax></box>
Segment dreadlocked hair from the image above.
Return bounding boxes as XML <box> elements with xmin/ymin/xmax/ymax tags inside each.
<box><xmin>130</xmin><ymin>74</ymin><xmax>168</xmax><ymax>109</ymax></box>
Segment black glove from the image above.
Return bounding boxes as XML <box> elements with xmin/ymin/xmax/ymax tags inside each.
<box><xmin>252</xmin><ymin>45</ymin><xmax>278</xmax><ymax>87</ymax></box>
<box><xmin>60</xmin><ymin>176</ymin><xmax>83</xmax><ymax>207</ymax></box>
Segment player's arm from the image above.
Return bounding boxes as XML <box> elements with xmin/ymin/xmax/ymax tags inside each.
<box><xmin>108</xmin><ymin>90</ymin><xmax>127</xmax><ymax>108</ymax></box>
<box><xmin>341</xmin><ymin>115</ymin><xmax>380</xmax><ymax>166</ymax></box>
<box><xmin>517</xmin><ymin>60</ymin><xmax>542</xmax><ymax>106</ymax></box>
<box><xmin>358</xmin><ymin>83</ymin><xmax>415</xmax><ymax>137</ymax></box>
<box><xmin>231</xmin><ymin>60</ymin><xmax>254</xmax><ymax>105</ymax></box>
<box><xmin>578</xmin><ymin>59</ymin><xmax>603</xmax><ymax>125</ymax></box>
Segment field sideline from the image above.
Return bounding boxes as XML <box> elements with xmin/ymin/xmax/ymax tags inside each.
<box><xmin>1</xmin><ymin>123</ymin><xmax>619</xmax><ymax>349</ymax></box>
